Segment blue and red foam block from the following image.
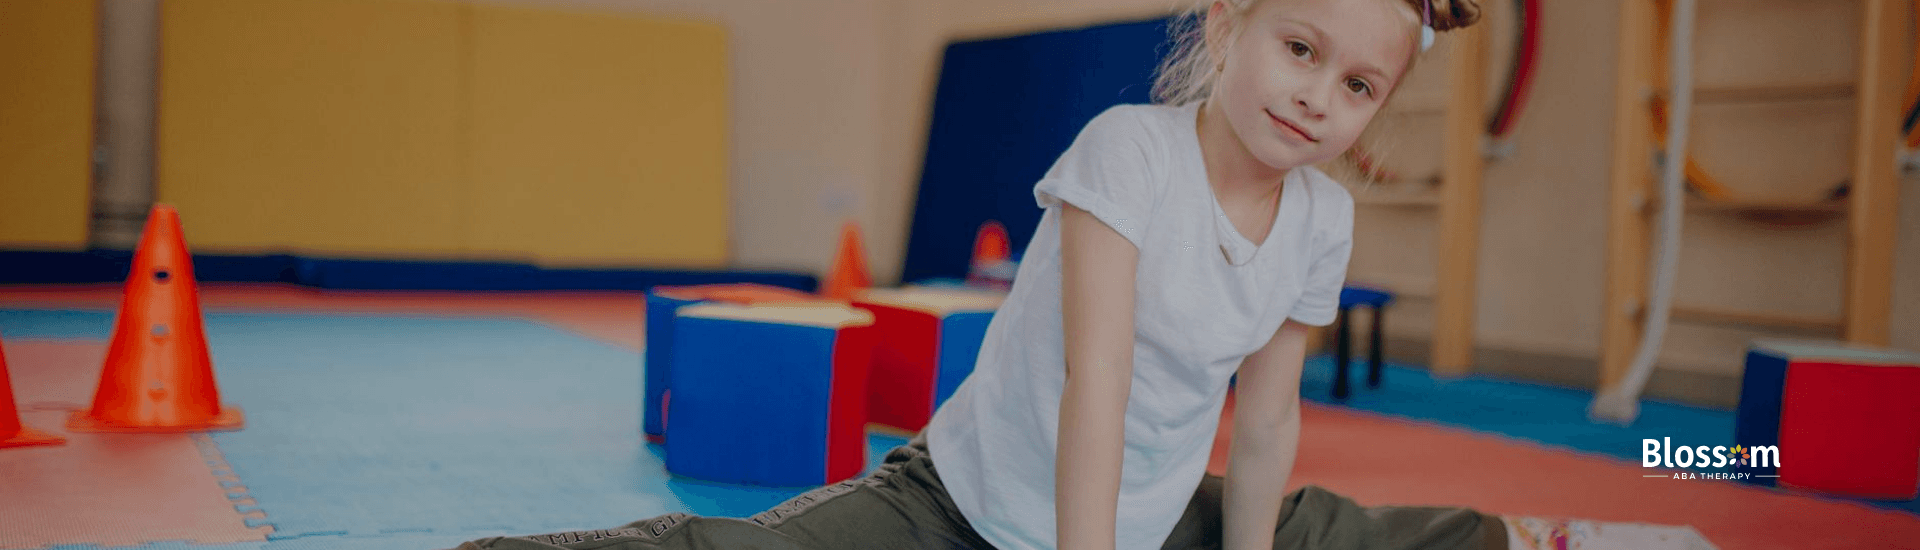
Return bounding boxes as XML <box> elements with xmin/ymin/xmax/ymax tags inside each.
<box><xmin>852</xmin><ymin>287</ymin><xmax>1003</xmax><ymax>433</ymax></box>
<box><xmin>1738</xmin><ymin>339</ymin><xmax>1920</xmax><ymax>500</ymax></box>
<box><xmin>643</xmin><ymin>284</ymin><xmax>814</xmax><ymax>444</ymax></box>
<box><xmin>663</xmin><ymin>302</ymin><xmax>875</xmax><ymax>487</ymax></box>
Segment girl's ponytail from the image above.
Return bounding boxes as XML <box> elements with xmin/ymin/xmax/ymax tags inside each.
<box><xmin>1413</xmin><ymin>0</ymin><xmax>1482</xmax><ymax>31</ymax></box>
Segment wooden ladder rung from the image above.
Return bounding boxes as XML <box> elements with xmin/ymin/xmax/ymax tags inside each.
<box><xmin>1668</xmin><ymin>305</ymin><xmax>1843</xmax><ymax>334</ymax></box>
<box><xmin>1682</xmin><ymin>196</ymin><xmax>1849</xmax><ymax>214</ymax></box>
<box><xmin>1671</xmin><ymin>83</ymin><xmax>1855</xmax><ymax>104</ymax></box>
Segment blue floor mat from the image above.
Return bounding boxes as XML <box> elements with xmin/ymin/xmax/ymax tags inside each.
<box><xmin>0</xmin><ymin>308</ymin><xmax>120</xmax><ymax>339</ymax></box>
<box><xmin>3</xmin><ymin>308</ymin><xmax>908</xmax><ymax>550</ymax></box>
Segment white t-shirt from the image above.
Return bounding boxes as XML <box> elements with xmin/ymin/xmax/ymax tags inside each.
<box><xmin>924</xmin><ymin>102</ymin><xmax>1354</xmax><ymax>550</ymax></box>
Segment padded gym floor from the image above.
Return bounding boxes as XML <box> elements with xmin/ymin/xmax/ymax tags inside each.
<box><xmin>3</xmin><ymin>284</ymin><xmax>1917</xmax><ymax>549</ymax></box>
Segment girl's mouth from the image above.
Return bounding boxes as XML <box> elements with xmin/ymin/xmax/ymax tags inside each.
<box><xmin>1267</xmin><ymin>110</ymin><xmax>1318</xmax><ymax>143</ymax></box>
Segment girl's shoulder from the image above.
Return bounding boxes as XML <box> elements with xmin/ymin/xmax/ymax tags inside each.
<box><xmin>1072</xmin><ymin>103</ymin><xmax>1198</xmax><ymax>154</ymax></box>
<box><xmin>1082</xmin><ymin>103</ymin><xmax>1195</xmax><ymax>140</ymax></box>
<box><xmin>1293</xmin><ymin>166</ymin><xmax>1354</xmax><ymax>209</ymax></box>
<box><xmin>1291</xmin><ymin>166</ymin><xmax>1355</xmax><ymax>234</ymax></box>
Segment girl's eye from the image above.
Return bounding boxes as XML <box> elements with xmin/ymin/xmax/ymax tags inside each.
<box><xmin>1287</xmin><ymin>40</ymin><xmax>1313</xmax><ymax>59</ymax></box>
<box><xmin>1347</xmin><ymin>77</ymin><xmax>1373</xmax><ymax>97</ymax></box>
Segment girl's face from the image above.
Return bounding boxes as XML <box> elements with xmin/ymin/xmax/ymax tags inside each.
<box><xmin>1208</xmin><ymin>0</ymin><xmax>1416</xmax><ymax>171</ymax></box>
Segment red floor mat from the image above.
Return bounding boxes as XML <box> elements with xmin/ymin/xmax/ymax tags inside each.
<box><xmin>0</xmin><ymin>340</ymin><xmax>270</xmax><ymax>548</ymax></box>
<box><xmin>1210</xmin><ymin>392</ymin><xmax>1920</xmax><ymax>549</ymax></box>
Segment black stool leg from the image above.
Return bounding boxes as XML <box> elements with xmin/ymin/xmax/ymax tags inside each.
<box><xmin>1366</xmin><ymin>305</ymin><xmax>1385</xmax><ymax>389</ymax></box>
<box><xmin>1333</xmin><ymin>306</ymin><xmax>1352</xmax><ymax>400</ymax></box>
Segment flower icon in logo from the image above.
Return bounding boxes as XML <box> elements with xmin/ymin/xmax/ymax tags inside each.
<box><xmin>1729</xmin><ymin>445</ymin><xmax>1750</xmax><ymax>467</ymax></box>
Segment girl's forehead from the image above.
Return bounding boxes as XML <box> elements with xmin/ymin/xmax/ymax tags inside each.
<box><xmin>1253</xmin><ymin>0</ymin><xmax>1418</xmax><ymax>26</ymax></box>
<box><xmin>1251</xmin><ymin>0</ymin><xmax>1416</xmax><ymax>71</ymax></box>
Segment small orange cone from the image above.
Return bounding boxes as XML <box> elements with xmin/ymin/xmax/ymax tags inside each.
<box><xmin>68</xmin><ymin>204</ymin><xmax>243</xmax><ymax>433</ymax></box>
<box><xmin>971</xmin><ymin>221</ymin><xmax>1010</xmax><ymax>269</ymax></box>
<box><xmin>820</xmin><ymin>221</ymin><xmax>871</xmax><ymax>301</ymax></box>
<box><xmin>0</xmin><ymin>336</ymin><xmax>64</xmax><ymax>449</ymax></box>
<box><xmin>967</xmin><ymin>221</ymin><xmax>1015</xmax><ymax>289</ymax></box>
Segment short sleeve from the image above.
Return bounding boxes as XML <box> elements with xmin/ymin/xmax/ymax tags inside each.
<box><xmin>1287</xmin><ymin>184</ymin><xmax>1354</xmax><ymax>327</ymax></box>
<box><xmin>1033</xmin><ymin>107</ymin><xmax>1164</xmax><ymax>250</ymax></box>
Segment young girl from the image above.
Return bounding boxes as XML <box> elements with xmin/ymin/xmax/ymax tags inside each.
<box><xmin>456</xmin><ymin>1</ymin><xmax>1710</xmax><ymax>549</ymax></box>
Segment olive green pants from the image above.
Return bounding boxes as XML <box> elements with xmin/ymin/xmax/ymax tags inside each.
<box><xmin>453</xmin><ymin>437</ymin><xmax>1505</xmax><ymax>550</ymax></box>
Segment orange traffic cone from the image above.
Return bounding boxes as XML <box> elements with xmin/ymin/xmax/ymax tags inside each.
<box><xmin>68</xmin><ymin>204</ymin><xmax>243</xmax><ymax>433</ymax></box>
<box><xmin>967</xmin><ymin>221</ymin><xmax>1015</xmax><ymax>290</ymax></box>
<box><xmin>820</xmin><ymin>221</ymin><xmax>871</xmax><ymax>301</ymax></box>
<box><xmin>0</xmin><ymin>336</ymin><xmax>64</xmax><ymax>448</ymax></box>
<box><xmin>971</xmin><ymin>221</ymin><xmax>1010</xmax><ymax>269</ymax></box>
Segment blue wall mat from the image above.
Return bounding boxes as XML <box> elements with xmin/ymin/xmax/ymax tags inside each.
<box><xmin>900</xmin><ymin>17</ymin><xmax>1172</xmax><ymax>284</ymax></box>
<box><xmin>0</xmin><ymin>250</ymin><xmax>816</xmax><ymax>293</ymax></box>
<box><xmin>0</xmin><ymin>250</ymin><xmax>300</xmax><ymax>285</ymax></box>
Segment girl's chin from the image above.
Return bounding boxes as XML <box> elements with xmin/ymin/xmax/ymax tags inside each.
<box><xmin>1251</xmin><ymin>149</ymin><xmax>1328</xmax><ymax>173</ymax></box>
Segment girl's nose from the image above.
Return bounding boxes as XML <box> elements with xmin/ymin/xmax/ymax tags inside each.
<box><xmin>1293</xmin><ymin>80</ymin><xmax>1330</xmax><ymax>119</ymax></box>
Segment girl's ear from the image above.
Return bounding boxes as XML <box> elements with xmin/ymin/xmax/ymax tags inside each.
<box><xmin>1203</xmin><ymin>1</ymin><xmax>1234</xmax><ymax>72</ymax></box>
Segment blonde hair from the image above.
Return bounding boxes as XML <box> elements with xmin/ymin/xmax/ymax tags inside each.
<box><xmin>1150</xmin><ymin>0</ymin><xmax>1483</xmax><ymax>106</ymax></box>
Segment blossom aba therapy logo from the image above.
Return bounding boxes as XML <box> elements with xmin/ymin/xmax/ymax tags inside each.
<box><xmin>1641</xmin><ymin>437</ymin><xmax>1781</xmax><ymax>480</ymax></box>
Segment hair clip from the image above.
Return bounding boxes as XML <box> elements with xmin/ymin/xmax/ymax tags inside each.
<box><xmin>1419</xmin><ymin>0</ymin><xmax>1436</xmax><ymax>51</ymax></box>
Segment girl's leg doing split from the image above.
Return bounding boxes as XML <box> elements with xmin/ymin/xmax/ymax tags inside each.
<box><xmin>1158</xmin><ymin>477</ymin><xmax>1717</xmax><ymax>550</ymax></box>
<box><xmin>1158</xmin><ymin>476</ymin><xmax>1506</xmax><ymax>550</ymax></box>
<box><xmin>450</xmin><ymin>437</ymin><xmax>992</xmax><ymax>550</ymax></box>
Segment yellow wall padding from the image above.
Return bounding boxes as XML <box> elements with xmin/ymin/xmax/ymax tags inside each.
<box><xmin>0</xmin><ymin>0</ymin><xmax>97</xmax><ymax>248</ymax></box>
<box><xmin>467</xmin><ymin>3</ymin><xmax>729</xmax><ymax>267</ymax></box>
<box><xmin>158</xmin><ymin>0</ymin><xmax>467</xmax><ymax>256</ymax></box>
<box><xmin>157</xmin><ymin>0</ymin><xmax>730</xmax><ymax>266</ymax></box>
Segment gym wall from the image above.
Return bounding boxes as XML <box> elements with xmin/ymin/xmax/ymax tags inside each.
<box><xmin>892</xmin><ymin>0</ymin><xmax>1920</xmax><ymax>392</ymax></box>
<box><xmin>0</xmin><ymin>0</ymin><xmax>97</xmax><ymax>249</ymax></box>
<box><xmin>155</xmin><ymin>0</ymin><xmax>729</xmax><ymax>267</ymax></box>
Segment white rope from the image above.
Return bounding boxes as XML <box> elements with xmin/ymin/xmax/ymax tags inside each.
<box><xmin>1590</xmin><ymin>0</ymin><xmax>1695</xmax><ymax>425</ymax></box>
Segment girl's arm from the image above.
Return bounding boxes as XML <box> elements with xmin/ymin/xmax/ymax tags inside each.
<box><xmin>1222</xmin><ymin>319</ymin><xmax>1313</xmax><ymax>550</ymax></box>
<box><xmin>1055</xmin><ymin>203</ymin><xmax>1140</xmax><ymax>550</ymax></box>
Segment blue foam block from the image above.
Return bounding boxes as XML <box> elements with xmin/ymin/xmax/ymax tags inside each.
<box><xmin>933</xmin><ymin>311</ymin><xmax>993</xmax><ymax>410</ymax></box>
<box><xmin>1735</xmin><ymin>347</ymin><xmax>1789</xmax><ymax>486</ymax></box>
<box><xmin>642</xmin><ymin>293</ymin><xmax>701</xmax><ymax>440</ymax></box>
<box><xmin>665</xmin><ymin>316</ymin><xmax>835</xmax><ymax>487</ymax></box>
